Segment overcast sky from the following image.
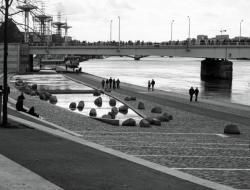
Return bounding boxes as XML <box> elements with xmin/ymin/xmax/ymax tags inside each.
<box><xmin>15</xmin><ymin>0</ymin><xmax>250</xmax><ymax>42</ymax></box>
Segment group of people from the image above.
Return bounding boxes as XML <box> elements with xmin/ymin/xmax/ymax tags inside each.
<box><xmin>189</xmin><ymin>87</ymin><xmax>199</xmax><ymax>102</ymax></box>
<box><xmin>101</xmin><ymin>77</ymin><xmax>120</xmax><ymax>90</ymax></box>
<box><xmin>147</xmin><ymin>79</ymin><xmax>156</xmax><ymax>91</ymax></box>
<box><xmin>16</xmin><ymin>93</ymin><xmax>39</xmax><ymax>118</ymax></box>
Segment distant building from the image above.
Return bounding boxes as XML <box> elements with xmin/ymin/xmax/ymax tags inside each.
<box><xmin>215</xmin><ymin>35</ymin><xmax>229</xmax><ymax>41</ymax></box>
<box><xmin>196</xmin><ymin>35</ymin><xmax>208</xmax><ymax>45</ymax></box>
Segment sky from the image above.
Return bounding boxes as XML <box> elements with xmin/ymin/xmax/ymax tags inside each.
<box><xmin>8</xmin><ymin>0</ymin><xmax>250</xmax><ymax>42</ymax></box>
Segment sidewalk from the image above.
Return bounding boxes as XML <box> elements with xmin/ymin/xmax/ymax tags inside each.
<box><xmin>0</xmin><ymin>111</ymin><xmax>213</xmax><ymax>190</ymax></box>
<box><xmin>65</xmin><ymin>72</ymin><xmax>250</xmax><ymax>126</ymax></box>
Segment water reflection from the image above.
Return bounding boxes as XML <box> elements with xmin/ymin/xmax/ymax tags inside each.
<box><xmin>200</xmin><ymin>78</ymin><xmax>232</xmax><ymax>100</ymax></box>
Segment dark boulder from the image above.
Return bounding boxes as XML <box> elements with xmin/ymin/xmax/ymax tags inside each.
<box><xmin>139</xmin><ymin>119</ymin><xmax>150</xmax><ymax>128</ymax></box>
<box><xmin>152</xmin><ymin>118</ymin><xmax>161</xmax><ymax>126</ymax></box>
<box><xmin>109</xmin><ymin>98</ymin><xmax>116</xmax><ymax>107</ymax></box>
<box><xmin>77</xmin><ymin>101</ymin><xmax>85</xmax><ymax>110</ymax></box>
<box><xmin>130</xmin><ymin>96</ymin><xmax>136</xmax><ymax>101</ymax></box>
<box><xmin>39</xmin><ymin>93</ymin><xmax>46</xmax><ymax>100</ymax></box>
<box><xmin>145</xmin><ymin>117</ymin><xmax>154</xmax><ymax>124</ymax></box>
<box><xmin>162</xmin><ymin>113</ymin><xmax>173</xmax><ymax>120</ymax></box>
<box><xmin>111</xmin><ymin>107</ymin><xmax>119</xmax><ymax>115</ymax></box>
<box><xmin>156</xmin><ymin>115</ymin><xmax>170</xmax><ymax>122</ymax></box>
<box><xmin>94</xmin><ymin>97</ymin><xmax>103</xmax><ymax>107</ymax></box>
<box><xmin>31</xmin><ymin>84</ymin><xmax>37</xmax><ymax>90</ymax></box>
<box><xmin>224</xmin><ymin>124</ymin><xmax>240</xmax><ymax>134</ymax></box>
<box><xmin>49</xmin><ymin>96</ymin><xmax>58</xmax><ymax>104</ymax></box>
<box><xmin>93</xmin><ymin>89</ymin><xmax>101</xmax><ymax>96</ymax></box>
<box><xmin>122</xmin><ymin>118</ymin><xmax>136</xmax><ymax>126</ymax></box>
<box><xmin>119</xmin><ymin>105</ymin><xmax>128</xmax><ymax>114</ymax></box>
<box><xmin>124</xmin><ymin>97</ymin><xmax>131</xmax><ymax>101</ymax></box>
<box><xmin>138</xmin><ymin>102</ymin><xmax>145</xmax><ymax>109</ymax></box>
<box><xmin>108</xmin><ymin>112</ymin><xmax>116</xmax><ymax>119</ymax></box>
<box><xmin>102</xmin><ymin>114</ymin><xmax>112</xmax><ymax>119</ymax></box>
<box><xmin>151</xmin><ymin>106</ymin><xmax>162</xmax><ymax>114</ymax></box>
<box><xmin>69</xmin><ymin>102</ymin><xmax>77</xmax><ymax>110</ymax></box>
<box><xmin>89</xmin><ymin>108</ymin><xmax>97</xmax><ymax>117</ymax></box>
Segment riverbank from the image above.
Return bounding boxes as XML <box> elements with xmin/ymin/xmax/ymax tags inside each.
<box><xmin>5</xmin><ymin>71</ymin><xmax>250</xmax><ymax>189</ymax></box>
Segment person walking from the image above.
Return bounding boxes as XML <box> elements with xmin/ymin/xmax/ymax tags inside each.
<box><xmin>105</xmin><ymin>79</ymin><xmax>109</xmax><ymax>89</ymax></box>
<box><xmin>109</xmin><ymin>77</ymin><xmax>112</xmax><ymax>89</ymax></box>
<box><xmin>151</xmin><ymin>79</ymin><xmax>155</xmax><ymax>91</ymax></box>
<box><xmin>116</xmin><ymin>79</ymin><xmax>120</xmax><ymax>89</ymax></box>
<box><xmin>147</xmin><ymin>80</ymin><xmax>151</xmax><ymax>91</ymax></box>
<box><xmin>101</xmin><ymin>79</ymin><xmax>105</xmax><ymax>89</ymax></box>
<box><xmin>194</xmin><ymin>87</ymin><xmax>199</xmax><ymax>102</ymax></box>
<box><xmin>113</xmin><ymin>78</ymin><xmax>116</xmax><ymax>89</ymax></box>
<box><xmin>189</xmin><ymin>87</ymin><xmax>195</xmax><ymax>102</ymax></box>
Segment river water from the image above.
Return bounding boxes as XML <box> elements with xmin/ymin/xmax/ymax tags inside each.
<box><xmin>80</xmin><ymin>57</ymin><xmax>250</xmax><ymax>106</ymax></box>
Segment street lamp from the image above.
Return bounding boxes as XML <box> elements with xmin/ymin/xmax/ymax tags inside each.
<box><xmin>118</xmin><ymin>16</ymin><xmax>120</xmax><ymax>47</ymax></box>
<box><xmin>219</xmin><ymin>29</ymin><xmax>226</xmax><ymax>45</ymax></box>
<box><xmin>240</xmin><ymin>20</ymin><xmax>243</xmax><ymax>43</ymax></box>
<box><xmin>110</xmin><ymin>19</ymin><xmax>112</xmax><ymax>41</ymax></box>
<box><xmin>187</xmin><ymin>16</ymin><xmax>190</xmax><ymax>42</ymax></box>
<box><xmin>171</xmin><ymin>20</ymin><xmax>174</xmax><ymax>43</ymax></box>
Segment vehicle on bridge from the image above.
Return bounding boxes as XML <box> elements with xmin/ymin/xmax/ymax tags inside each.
<box><xmin>64</xmin><ymin>55</ymin><xmax>80</xmax><ymax>70</ymax></box>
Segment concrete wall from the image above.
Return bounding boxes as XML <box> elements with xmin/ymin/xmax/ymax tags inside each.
<box><xmin>0</xmin><ymin>43</ymin><xmax>20</xmax><ymax>73</ymax></box>
<box><xmin>0</xmin><ymin>43</ymin><xmax>31</xmax><ymax>73</ymax></box>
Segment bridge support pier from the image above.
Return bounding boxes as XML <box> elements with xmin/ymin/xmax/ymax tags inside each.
<box><xmin>201</xmin><ymin>58</ymin><xmax>233</xmax><ymax>80</ymax></box>
<box><xmin>134</xmin><ymin>55</ymin><xmax>142</xmax><ymax>61</ymax></box>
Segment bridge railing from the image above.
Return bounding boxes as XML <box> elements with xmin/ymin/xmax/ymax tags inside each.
<box><xmin>28</xmin><ymin>41</ymin><xmax>250</xmax><ymax>48</ymax></box>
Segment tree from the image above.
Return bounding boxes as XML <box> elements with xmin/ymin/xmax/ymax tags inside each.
<box><xmin>1</xmin><ymin>0</ymin><xmax>15</xmax><ymax>127</ymax></box>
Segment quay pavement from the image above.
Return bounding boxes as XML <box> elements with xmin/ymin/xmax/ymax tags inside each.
<box><xmin>0</xmin><ymin>106</ymin><xmax>214</xmax><ymax>190</ymax></box>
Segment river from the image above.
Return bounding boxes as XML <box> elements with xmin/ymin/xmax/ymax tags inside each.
<box><xmin>80</xmin><ymin>57</ymin><xmax>250</xmax><ymax>106</ymax></box>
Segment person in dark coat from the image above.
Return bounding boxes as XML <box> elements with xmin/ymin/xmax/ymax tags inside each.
<box><xmin>151</xmin><ymin>79</ymin><xmax>155</xmax><ymax>91</ymax></box>
<box><xmin>16</xmin><ymin>92</ymin><xmax>27</xmax><ymax>112</ymax></box>
<box><xmin>189</xmin><ymin>87</ymin><xmax>195</xmax><ymax>102</ymax></box>
<box><xmin>101</xmin><ymin>79</ymin><xmax>105</xmax><ymax>89</ymax></box>
<box><xmin>105</xmin><ymin>79</ymin><xmax>109</xmax><ymax>89</ymax></box>
<box><xmin>28</xmin><ymin>106</ymin><xmax>39</xmax><ymax>118</ymax></box>
<box><xmin>112</xmin><ymin>78</ymin><xmax>116</xmax><ymax>89</ymax></box>
<box><xmin>194</xmin><ymin>87</ymin><xmax>199</xmax><ymax>102</ymax></box>
<box><xmin>109</xmin><ymin>77</ymin><xmax>112</xmax><ymax>89</ymax></box>
<box><xmin>148</xmin><ymin>80</ymin><xmax>151</xmax><ymax>91</ymax></box>
<box><xmin>116</xmin><ymin>79</ymin><xmax>120</xmax><ymax>89</ymax></box>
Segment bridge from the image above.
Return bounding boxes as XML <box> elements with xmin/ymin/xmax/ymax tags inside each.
<box><xmin>29</xmin><ymin>43</ymin><xmax>250</xmax><ymax>60</ymax></box>
<box><xmin>1</xmin><ymin>43</ymin><xmax>250</xmax><ymax>80</ymax></box>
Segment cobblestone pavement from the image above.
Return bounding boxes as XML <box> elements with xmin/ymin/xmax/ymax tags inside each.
<box><xmin>8</xmin><ymin>73</ymin><xmax>250</xmax><ymax>189</ymax></box>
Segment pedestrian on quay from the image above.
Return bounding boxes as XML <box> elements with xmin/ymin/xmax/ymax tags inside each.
<box><xmin>101</xmin><ymin>79</ymin><xmax>105</xmax><ymax>89</ymax></box>
<box><xmin>189</xmin><ymin>86</ymin><xmax>195</xmax><ymax>102</ymax></box>
<box><xmin>113</xmin><ymin>78</ymin><xmax>116</xmax><ymax>89</ymax></box>
<box><xmin>116</xmin><ymin>79</ymin><xmax>120</xmax><ymax>89</ymax></box>
<box><xmin>105</xmin><ymin>79</ymin><xmax>109</xmax><ymax>89</ymax></box>
<box><xmin>194</xmin><ymin>87</ymin><xmax>199</xmax><ymax>102</ymax></box>
<box><xmin>151</xmin><ymin>79</ymin><xmax>155</xmax><ymax>91</ymax></box>
<box><xmin>109</xmin><ymin>77</ymin><xmax>112</xmax><ymax>89</ymax></box>
<box><xmin>148</xmin><ymin>80</ymin><xmax>151</xmax><ymax>91</ymax></box>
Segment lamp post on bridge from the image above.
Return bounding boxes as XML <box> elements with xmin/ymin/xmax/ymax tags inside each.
<box><xmin>220</xmin><ymin>29</ymin><xmax>226</xmax><ymax>44</ymax></box>
<box><xmin>171</xmin><ymin>20</ymin><xmax>174</xmax><ymax>44</ymax></box>
<box><xmin>110</xmin><ymin>19</ymin><xmax>113</xmax><ymax>42</ymax></box>
<box><xmin>239</xmin><ymin>19</ymin><xmax>243</xmax><ymax>43</ymax></box>
<box><xmin>187</xmin><ymin>16</ymin><xmax>190</xmax><ymax>43</ymax></box>
<box><xmin>118</xmin><ymin>16</ymin><xmax>121</xmax><ymax>48</ymax></box>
